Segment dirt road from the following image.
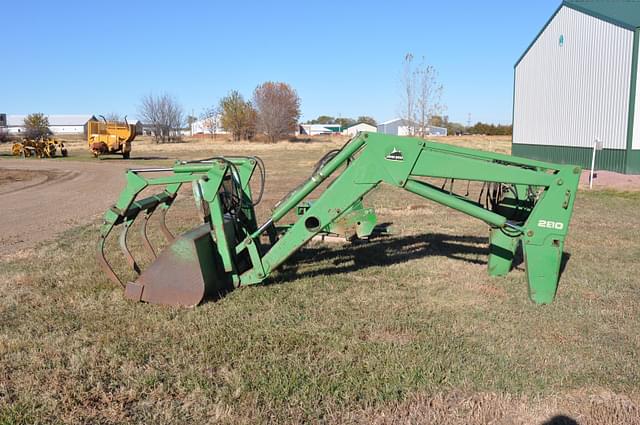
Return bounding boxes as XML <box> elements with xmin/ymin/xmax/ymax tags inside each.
<box><xmin>0</xmin><ymin>159</ymin><xmax>131</xmax><ymax>257</ymax></box>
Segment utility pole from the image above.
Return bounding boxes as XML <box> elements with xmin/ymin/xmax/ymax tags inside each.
<box><xmin>191</xmin><ymin>108</ymin><xmax>195</xmax><ymax>137</ymax></box>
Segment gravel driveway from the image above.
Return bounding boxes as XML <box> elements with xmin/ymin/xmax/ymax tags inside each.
<box><xmin>0</xmin><ymin>159</ymin><xmax>131</xmax><ymax>257</ymax></box>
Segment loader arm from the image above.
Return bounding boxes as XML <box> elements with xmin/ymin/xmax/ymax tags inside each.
<box><xmin>237</xmin><ymin>133</ymin><xmax>579</xmax><ymax>304</ymax></box>
<box><xmin>98</xmin><ymin>132</ymin><xmax>581</xmax><ymax>307</ymax></box>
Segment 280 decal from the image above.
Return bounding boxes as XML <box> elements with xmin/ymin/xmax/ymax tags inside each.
<box><xmin>537</xmin><ymin>220</ymin><xmax>564</xmax><ymax>230</ymax></box>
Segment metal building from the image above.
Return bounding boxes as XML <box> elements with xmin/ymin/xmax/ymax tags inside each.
<box><xmin>299</xmin><ymin>124</ymin><xmax>342</xmax><ymax>136</ymax></box>
<box><xmin>190</xmin><ymin>115</ymin><xmax>227</xmax><ymax>136</ymax></box>
<box><xmin>2</xmin><ymin>114</ymin><xmax>96</xmax><ymax>135</ymax></box>
<box><xmin>513</xmin><ymin>0</ymin><xmax>640</xmax><ymax>174</ymax></box>
<box><xmin>342</xmin><ymin>122</ymin><xmax>377</xmax><ymax>137</ymax></box>
<box><xmin>377</xmin><ymin>118</ymin><xmax>447</xmax><ymax>137</ymax></box>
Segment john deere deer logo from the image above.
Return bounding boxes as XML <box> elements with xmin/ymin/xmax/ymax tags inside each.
<box><xmin>385</xmin><ymin>148</ymin><xmax>404</xmax><ymax>161</ymax></box>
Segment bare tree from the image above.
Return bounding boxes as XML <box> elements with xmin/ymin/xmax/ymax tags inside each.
<box><xmin>104</xmin><ymin>113</ymin><xmax>122</xmax><ymax>121</ymax></box>
<box><xmin>200</xmin><ymin>106</ymin><xmax>220</xmax><ymax>139</ymax></box>
<box><xmin>399</xmin><ymin>53</ymin><xmax>416</xmax><ymax>135</ymax></box>
<box><xmin>138</xmin><ymin>93</ymin><xmax>184</xmax><ymax>142</ymax></box>
<box><xmin>139</xmin><ymin>94</ymin><xmax>163</xmax><ymax>142</ymax></box>
<box><xmin>253</xmin><ymin>82</ymin><xmax>301</xmax><ymax>143</ymax></box>
<box><xmin>399</xmin><ymin>54</ymin><xmax>445</xmax><ymax>137</ymax></box>
<box><xmin>415</xmin><ymin>59</ymin><xmax>444</xmax><ymax>138</ymax></box>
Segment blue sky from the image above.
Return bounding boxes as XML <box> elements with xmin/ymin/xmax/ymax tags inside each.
<box><xmin>1</xmin><ymin>0</ymin><xmax>561</xmax><ymax>125</ymax></box>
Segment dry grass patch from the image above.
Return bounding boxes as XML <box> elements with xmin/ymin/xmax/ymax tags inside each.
<box><xmin>1</xmin><ymin>138</ymin><xmax>638</xmax><ymax>424</ymax></box>
<box><xmin>337</xmin><ymin>390</ymin><xmax>640</xmax><ymax>425</ymax></box>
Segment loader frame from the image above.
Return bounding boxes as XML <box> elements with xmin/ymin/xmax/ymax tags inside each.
<box><xmin>98</xmin><ymin>132</ymin><xmax>581</xmax><ymax>306</ymax></box>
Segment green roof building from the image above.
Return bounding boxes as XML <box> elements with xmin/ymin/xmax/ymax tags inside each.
<box><xmin>513</xmin><ymin>0</ymin><xmax>640</xmax><ymax>174</ymax></box>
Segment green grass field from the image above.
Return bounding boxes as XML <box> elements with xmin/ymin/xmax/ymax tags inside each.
<box><xmin>1</xmin><ymin>138</ymin><xmax>639</xmax><ymax>424</ymax></box>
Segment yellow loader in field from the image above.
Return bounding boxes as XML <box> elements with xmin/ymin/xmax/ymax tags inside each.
<box><xmin>88</xmin><ymin>116</ymin><xmax>136</xmax><ymax>159</ymax></box>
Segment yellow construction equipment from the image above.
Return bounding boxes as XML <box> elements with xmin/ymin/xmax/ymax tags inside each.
<box><xmin>12</xmin><ymin>137</ymin><xmax>68</xmax><ymax>158</ymax></box>
<box><xmin>87</xmin><ymin>116</ymin><xmax>136</xmax><ymax>159</ymax></box>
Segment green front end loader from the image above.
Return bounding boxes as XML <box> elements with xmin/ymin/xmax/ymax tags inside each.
<box><xmin>98</xmin><ymin>133</ymin><xmax>581</xmax><ymax>307</ymax></box>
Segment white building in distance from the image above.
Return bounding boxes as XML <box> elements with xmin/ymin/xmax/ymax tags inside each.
<box><xmin>1</xmin><ymin>114</ymin><xmax>96</xmax><ymax>135</ymax></box>
<box><xmin>299</xmin><ymin>124</ymin><xmax>342</xmax><ymax>136</ymax></box>
<box><xmin>342</xmin><ymin>122</ymin><xmax>377</xmax><ymax>137</ymax></box>
<box><xmin>191</xmin><ymin>115</ymin><xmax>227</xmax><ymax>135</ymax></box>
<box><xmin>377</xmin><ymin>118</ymin><xmax>447</xmax><ymax>137</ymax></box>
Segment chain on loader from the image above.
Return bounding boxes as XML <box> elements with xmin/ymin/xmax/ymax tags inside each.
<box><xmin>97</xmin><ymin>133</ymin><xmax>581</xmax><ymax>307</ymax></box>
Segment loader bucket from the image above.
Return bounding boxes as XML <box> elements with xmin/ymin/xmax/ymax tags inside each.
<box><xmin>97</xmin><ymin>159</ymin><xmax>263</xmax><ymax>307</ymax></box>
<box><xmin>123</xmin><ymin>223</ymin><xmax>233</xmax><ymax>307</ymax></box>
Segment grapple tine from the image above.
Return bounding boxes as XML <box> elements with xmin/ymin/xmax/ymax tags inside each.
<box><xmin>140</xmin><ymin>209</ymin><xmax>157</xmax><ymax>259</ymax></box>
<box><xmin>119</xmin><ymin>218</ymin><xmax>141</xmax><ymax>274</ymax></box>
<box><xmin>159</xmin><ymin>205</ymin><xmax>174</xmax><ymax>242</ymax></box>
<box><xmin>97</xmin><ymin>224</ymin><xmax>125</xmax><ymax>288</ymax></box>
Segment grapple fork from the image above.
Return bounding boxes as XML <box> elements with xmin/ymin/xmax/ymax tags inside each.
<box><xmin>119</xmin><ymin>218</ymin><xmax>141</xmax><ymax>275</ymax></box>
<box><xmin>96</xmin><ymin>159</ymin><xmax>258</xmax><ymax>307</ymax></box>
<box><xmin>140</xmin><ymin>209</ymin><xmax>157</xmax><ymax>259</ymax></box>
<box><xmin>96</xmin><ymin>170</ymin><xmax>181</xmax><ymax>290</ymax></box>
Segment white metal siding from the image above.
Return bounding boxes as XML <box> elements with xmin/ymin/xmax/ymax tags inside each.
<box><xmin>191</xmin><ymin>116</ymin><xmax>227</xmax><ymax>134</ymax></box>
<box><xmin>7</xmin><ymin>125</ymin><xmax>86</xmax><ymax>134</ymax></box>
<box><xmin>377</xmin><ymin>119</ymin><xmax>415</xmax><ymax>136</ymax></box>
<box><xmin>514</xmin><ymin>6</ymin><xmax>633</xmax><ymax>149</ymax></box>
<box><xmin>377</xmin><ymin>121</ymin><xmax>400</xmax><ymax>135</ymax></box>
<box><xmin>343</xmin><ymin>123</ymin><xmax>377</xmax><ymax>136</ymax></box>
<box><xmin>397</xmin><ymin>125</ymin><xmax>410</xmax><ymax>136</ymax></box>
<box><xmin>50</xmin><ymin>125</ymin><xmax>85</xmax><ymax>134</ymax></box>
<box><xmin>634</xmin><ymin>38</ymin><xmax>640</xmax><ymax>150</ymax></box>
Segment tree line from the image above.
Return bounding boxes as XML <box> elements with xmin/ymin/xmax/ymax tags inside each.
<box><xmin>304</xmin><ymin>115</ymin><xmax>377</xmax><ymax>128</ymax></box>
<box><xmin>198</xmin><ymin>82</ymin><xmax>301</xmax><ymax>143</ymax></box>
<box><xmin>430</xmin><ymin>116</ymin><xmax>512</xmax><ymax>136</ymax></box>
<box><xmin>467</xmin><ymin>122</ymin><xmax>512</xmax><ymax>136</ymax></box>
<box><xmin>136</xmin><ymin>81</ymin><xmax>301</xmax><ymax>143</ymax></box>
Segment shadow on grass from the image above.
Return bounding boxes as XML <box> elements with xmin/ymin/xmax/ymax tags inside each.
<box><xmin>99</xmin><ymin>156</ymin><xmax>169</xmax><ymax>161</ymax></box>
<box><xmin>0</xmin><ymin>153</ymin><xmax>71</xmax><ymax>160</ymax></box>
<box><xmin>268</xmin><ymin>232</ymin><xmax>490</xmax><ymax>285</ymax></box>
<box><xmin>267</xmin><ymin>230</ymin><xmax>572</xmax><ymax>288</ymax></box>
<box><xmin>197</xmin><ymin>228</ymin><xmax>572</xmax><ymax>302</ymax></box>
<box><xmin>542</xmin><ymin>415</ymin><xmax>579</xmax><ymax>425</ymax></box>
<box><xmin>559</xmin><ymin>252</ymin><xmax>571</xmax><ymax>276</ymax></box>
